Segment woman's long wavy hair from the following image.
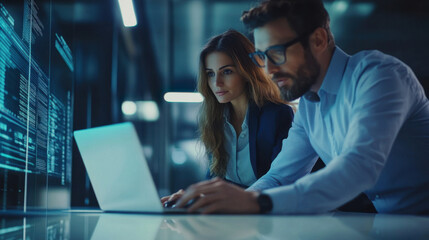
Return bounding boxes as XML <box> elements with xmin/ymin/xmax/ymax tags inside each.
<box><xmin>198</xmin><ymin>29</ymin><xmax>285</xmax><ymax>178</ymax></box>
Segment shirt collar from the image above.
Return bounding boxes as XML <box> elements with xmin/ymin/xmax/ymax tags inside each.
<box><xmin>223</xmin><ymin>104</ymin><xmax>248</xmax><ymax>128</ymax></box>
<box><xmin>318</xmin><ymin>46</ymin><xmax>350</xmax><ymax>95</ymax></box>
<box><xmin>223</xmin><ymin>105</ymin><xmax>230</xmax><ymax>122</ymax></box>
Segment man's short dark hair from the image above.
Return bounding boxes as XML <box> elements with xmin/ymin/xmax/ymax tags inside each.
<box><xmin>241</xmin><ymin>0</ymin><xmax>331</xmax><ymax>46</ymax></box>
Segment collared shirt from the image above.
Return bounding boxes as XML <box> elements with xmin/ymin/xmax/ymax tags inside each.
<box><xmin>248</xmin><ymin>47</ymin><xmax>429</xmax><ymax>214</ymax></box>
<box><xmin>223</xmin><ymin>106</ymin><xmax>257</xmax><ymax>187</ymax></box>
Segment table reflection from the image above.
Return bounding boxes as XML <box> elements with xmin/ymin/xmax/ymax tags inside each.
<box><xmin>157</xmin><ymin>215</ymin><xmax>269</xmax><ymax>240</ymax></box>
<box><xmin>0</xmin><ymin>211</ymin><xmax>99</xmax><ymax>240</ymax></box>
<box><xmin>0</xmin><ymin>211</ymin><xmax>428</xmax><ymax>240</ymax></box>
<box><xmin>91</xmin><ymin>214</ymin><xmax>162</xmax><ymax>239</ymax></box>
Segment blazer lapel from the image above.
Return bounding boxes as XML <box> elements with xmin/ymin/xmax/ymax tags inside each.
<box><xmin>248</xmin><ymin>102</ymin><xmax>260</xmax><ymax>178</ymax></box>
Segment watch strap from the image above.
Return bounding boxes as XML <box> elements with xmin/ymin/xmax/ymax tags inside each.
<box><xmin>257</xmin><ymin>193</ymin><xmax>273</xmax><ymax>213</ymax></box>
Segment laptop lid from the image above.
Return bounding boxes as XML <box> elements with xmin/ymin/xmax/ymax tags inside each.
<box><xmin>74</xmin><ymin>122</ymin><xmax>164</xmax><ymax>213</ymax></box>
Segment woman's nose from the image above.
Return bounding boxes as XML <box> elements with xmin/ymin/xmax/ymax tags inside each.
<box><xmin>215</xmin><ymin>76</ymin><xmax>223</xmax><ymax>86</ymax></box>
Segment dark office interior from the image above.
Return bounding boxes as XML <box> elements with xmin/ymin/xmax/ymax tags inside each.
<box><xmin>0</xmin><ymin>0</ymin><xmax>428</xmax><ymax>239</ymax></box>
<box><xmin>72</xmin><ymin>0</ymin><xmax>429</xmax><ymax>207</ymax></box>
<box><xmin>73</xmin><ymin>0</ymin><xmax>429</xmax><ymax>208</ymax></box>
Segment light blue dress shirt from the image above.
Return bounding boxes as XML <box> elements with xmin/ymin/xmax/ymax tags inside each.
<box><xmin>248</xmin><ymin>47</ymin><xmax>429</xmax><ymax>214</ymax></box>
<box><xmin>223</xmin><ymin>106</ymin><xmax>257</xmax><ymax>187</ymax></box>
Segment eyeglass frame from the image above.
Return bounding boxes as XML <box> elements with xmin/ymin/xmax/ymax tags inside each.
<box><xmin>249</xmin><ymin>33</ymin><xmax>309</xmax><ymax>68</ymax></box>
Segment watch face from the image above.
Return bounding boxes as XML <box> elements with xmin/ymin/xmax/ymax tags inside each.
<box><xmin>258</xmin><ymin>193</ymin><xmax>273</xmax><ymax>213</ymax></box>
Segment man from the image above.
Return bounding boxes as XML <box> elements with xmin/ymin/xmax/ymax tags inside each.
<box><xmin>176</xmin><ymin>0</ymin><xmax>429</xmax><ymax>214</ymax></box>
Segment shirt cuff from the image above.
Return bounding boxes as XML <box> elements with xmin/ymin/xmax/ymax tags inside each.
<box><xmin>263</xmin><ymin>184</ymin><xmax>299</xmax><ymax>214</ymax></box>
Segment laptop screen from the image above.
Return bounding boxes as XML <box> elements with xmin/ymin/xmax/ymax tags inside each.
<box><xmin>74</xmin><ymin>122</ymin><xmax>164</xmax><ymax>212</ymax></box>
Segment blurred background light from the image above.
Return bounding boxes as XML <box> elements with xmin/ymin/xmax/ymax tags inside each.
<box><xmin>163</xmin><ymin>92</ymin><xmax>204</xmax><ymax>103</ymax></box>
<box><xmin>136</xmin><ymin>101</ymin><xmax>159</xmax><ymax>121</ymax></box>
<box><xmin>121</xmin><ymin>101</ymin><xmax>137</xmax><ymax>115</ymax></box>
<box><xmin>332</xmin><ymin>0</ymin><xmax>349</xmax><ymax>14</ymax></box>
<box><xmin>354</xmin><ymin>3</ymin><xmax>375</xmax><ymax>16</ymax></box>
<box><xmin>171</xmin><ymin>147</ymin><xmax>187</xmax><ymax>165</ymax></box>
<box><xmin>122</xmin><ymin>101</ymin><xmax>159</xmax><ymax>121</ymax></box>
<box><xmin>118</xmin><ymin>0</ymin><xmax>137</xmax><ymax>27</ymax></box>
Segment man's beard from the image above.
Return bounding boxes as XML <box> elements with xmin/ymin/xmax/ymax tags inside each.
<box><xmin>274</xmin><ymin>50</ymin><xmax>320</xmax><ymax>101</ymax></box>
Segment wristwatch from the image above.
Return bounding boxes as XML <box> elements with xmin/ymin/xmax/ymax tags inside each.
<box><xmin>257</xmin><ymin>193</ymin><xmax>273</xmax><ymax>213</ymax></box>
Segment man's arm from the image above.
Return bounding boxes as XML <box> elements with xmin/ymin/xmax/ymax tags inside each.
<box><xmin>248</xmin><ymin>108</ymin><xmax>319</xmax><ymax>192</ymax></box>
<box><xmin>174</xmin><ymin>106</ymin><xmax>318</xmax><ymax>214</ymax></box>
<box><xmin>174</xmin><ymin>104</ymin><xmax>321</xmax><ymax>214</ymax></box>
<box><xmin>264</xmin><ymin>59</ymin><xmax>415</xmax><ymax>214</ymax></box>
<box><xmin>175</xmin><ymin>56</ymin><xmax>417</xmax><ymax>214</ymax></box>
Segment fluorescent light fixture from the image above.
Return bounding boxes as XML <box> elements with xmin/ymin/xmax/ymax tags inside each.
<box><xmin>121</xmin><ymin>101</ymin><xmax>137</xmax><ymax>115</ymax></box>
<box><xmin>163</xmin><ymin>92</ymin><xmax>204</xmax><ymax>103</ymax></box>
<box><xmin>118</xmin><ymin>0</ymin><xmax>137</xmax><ymax>27</ymax></box>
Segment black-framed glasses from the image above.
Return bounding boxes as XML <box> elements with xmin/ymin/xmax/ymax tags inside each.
<box><xmin>249</xmin><ymin>35</ymin><xmax>306</xmax><ymax>68</ymax></box>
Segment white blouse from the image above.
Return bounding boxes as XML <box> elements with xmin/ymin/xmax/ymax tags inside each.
<box><xmin>223</xmin><ymin>106</ymin><xmax>257</xmax><ymax>187</ymax></box>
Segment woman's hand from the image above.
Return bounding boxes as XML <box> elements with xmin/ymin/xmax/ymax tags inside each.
<box><xmin>161</xmin><ymin>189</ymin><xmax>185</xmax><ymax>206</ymax></box>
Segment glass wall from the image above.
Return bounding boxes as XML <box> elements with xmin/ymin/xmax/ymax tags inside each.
<box><xmin>0</xmin><ymin>0</ymin><xmax>74</xmax><ymax>210</ymax></box>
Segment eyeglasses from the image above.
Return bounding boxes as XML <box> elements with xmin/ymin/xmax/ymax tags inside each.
<box><xmin>249</xmin><ymin>35</ymin><xmax>306</xmax><ymax>68</ymax></box>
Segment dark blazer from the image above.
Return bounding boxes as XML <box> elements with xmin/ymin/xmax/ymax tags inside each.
<box><xmin>207</xmin><ymin>101</ymin><xmax>294</xmax><ymax>184</ymax></box>
<box><xmin>248</xmin><ymin>101</ymin><xmax>294</xmax><ymax>179</ymax></box>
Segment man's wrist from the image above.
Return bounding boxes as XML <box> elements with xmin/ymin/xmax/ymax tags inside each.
<box><xmin>256</xmin><ymin>192</ymin><xmax>273</xmax><ymax>213</ymax></box>
<box><xmin>248</xmin><ymin>191</ymin><xmax>261</xmax><ymax>213</ymax></box>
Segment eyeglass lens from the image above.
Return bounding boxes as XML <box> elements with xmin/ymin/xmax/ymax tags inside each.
<box><xmin>267</xmin><ymin>47</ymin><xmax>285</xmax><ymax>65</ymax></box>
<box><xmin>251</xmin><ymin>53</ymin><xmax>266</xmax><ymax>67</ymax></box>
<box><xmin>251</xmin><ymin>47</ymin><xmax>286</xmax><ymax>68</ymax></box>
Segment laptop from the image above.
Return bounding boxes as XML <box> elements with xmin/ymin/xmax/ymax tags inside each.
<box><xmin>74</xmin><ymin>122</ymin><xmax>186</xmax><ymax>214</ymax></box>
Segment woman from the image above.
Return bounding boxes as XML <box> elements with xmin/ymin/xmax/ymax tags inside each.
<box><xmin>161</xmin><ymin>30</ymin><xmax>293</xmax><ymax>206</ymax></box>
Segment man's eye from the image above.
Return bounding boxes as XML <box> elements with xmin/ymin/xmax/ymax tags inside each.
<box><xmin>207</xmin><ymin>72</ymin><xmax>215</xmax><ymax>78</ymax></box>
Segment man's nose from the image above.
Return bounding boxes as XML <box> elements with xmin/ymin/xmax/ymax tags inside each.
<box><xmin>265</xmin><ymin>58</ymin><xmax>279</xmax><ymax>75</ymax></box>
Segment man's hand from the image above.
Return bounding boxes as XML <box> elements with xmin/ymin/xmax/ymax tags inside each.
<box><xmin>175</xmin><ymin>178</ymin><xmax>260</xmax><ymax>214</ymax></box>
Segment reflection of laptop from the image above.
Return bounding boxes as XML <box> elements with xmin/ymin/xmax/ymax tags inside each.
<box><xmin>91</xmin><ymin>214</ymin><xmax>163</xmax><ymax>240</ymax></box>
<box><xmin>74</xmin><ymin>122</ymin><xmax>185</xmax><ymax>214</ymax></box>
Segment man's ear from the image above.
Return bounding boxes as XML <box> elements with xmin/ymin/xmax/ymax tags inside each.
<box><xmin>308</xmin><ymin>27</ymin><xmax>329</xmax><ymax>55</ymax></box>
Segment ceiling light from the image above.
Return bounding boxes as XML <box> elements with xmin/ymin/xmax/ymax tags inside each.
<box><xmin>118</xmin><ymin>0</ymin><xmax>137</xmax><ymax>27</ymax></box>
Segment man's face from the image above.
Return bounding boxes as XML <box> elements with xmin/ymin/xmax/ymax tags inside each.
<box><xmin>253</xmin><ymin>18</ymin><xmax>320</xmax><ymax>101</ymax></box>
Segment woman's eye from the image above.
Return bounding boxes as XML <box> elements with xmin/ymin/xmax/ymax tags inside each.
<box><xmin>207</xmin><ymin>72</ymin><xmax>215</xmax><ymax>78</ymax></box>
<box><xmin>223</xmin><ymin>69</ymin><xmax>233</xmax><ymax>75</ymax></box>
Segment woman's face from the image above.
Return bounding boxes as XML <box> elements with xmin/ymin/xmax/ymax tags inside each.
<box><xmin>205</xmin><ymin>52</ymin><xmax>247</xmax><ymax>104</ymax></box>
